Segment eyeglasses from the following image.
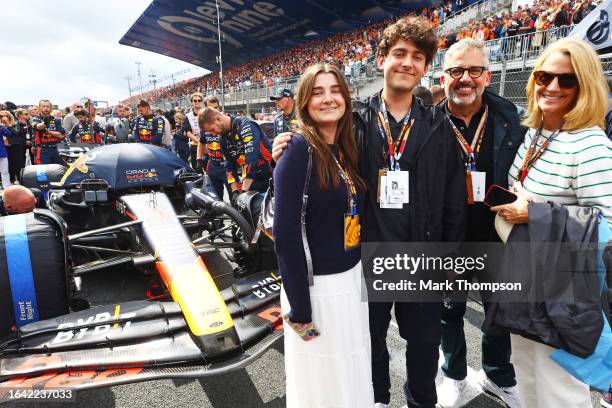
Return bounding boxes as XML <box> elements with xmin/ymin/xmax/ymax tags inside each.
<box><xmin>533</xmin><ymin>71</ymin><xmax>578</xmax><ymax>89</ymax></box>
<box><xmin>192</xmin><ymin>99</ymin><xmax>203</xmax><ymax>103</ymax></box>
<box><xmin>444</xmin><ymin>66</ymin><xmax>488</xmax><ymax>79</ymax></box>
<box><xmin>75</xmin><ymin>106</ymin><xmax>83</xmax><ymax>109</ymax></box>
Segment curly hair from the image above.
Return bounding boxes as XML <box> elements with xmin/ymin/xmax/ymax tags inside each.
<box><xmin>377</xmin><ymin>17</ymin><xmax>438</xmax><ymax>65</ymax></box>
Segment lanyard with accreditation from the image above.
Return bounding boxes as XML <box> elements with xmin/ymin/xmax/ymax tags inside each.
<box><xmin>376</xmin><ymin>95</ymin><xmax>413</xmax><ymax>209</ymax></box>
<box><xmin>517</xmin><ymin>122</ymin><xmax>562</xmax><ymax>183</ymax></box>
<box><xmin>332</xmin><ymin>152</ymin><xmax>361</xmax><ymax>251</ymax></box>
<box><xmin>447</xmin><ymin>105</ymin><xmax>488</xmax><ymax>204</ymax></box>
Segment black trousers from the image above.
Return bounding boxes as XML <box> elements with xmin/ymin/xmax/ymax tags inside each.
<box><xmin>370</xmin><ymin>301</ymin><xmax>441</xmax><ymax>408</ymax></box>
<box><xmin>189</xmin><ymin>145</ymin><xmax>198</xmax><ymax>170</ymax></box>
<box><xmin>441</xmin><ymin>299</ymin><xmax>516</xmax><ymax>387</ymax></box>
<box><xmin>7</xmin><ymin>144</ymin><xmax>26</xmax><ymax>183</ymax></box>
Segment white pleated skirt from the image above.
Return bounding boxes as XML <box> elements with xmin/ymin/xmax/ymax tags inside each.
<box><xmin>281</xmin><ymin>261</ymin><xmax>374</xmax><ymax>408</ymax></box>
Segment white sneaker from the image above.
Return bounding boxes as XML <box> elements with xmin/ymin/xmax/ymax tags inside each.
<box><xmin>436</xmin><ymin>376</ymin><xmax>467</xmax><ymax>408</ymax></box>
<box><xmin>476</xmin><ymin>369</ymin><xmax>522</xmax><ymax>408</ymax></box>
<box><xmin>373</xmin><ymin>404</ymin><xmax>389</xmax><ymax>408</ymax></box>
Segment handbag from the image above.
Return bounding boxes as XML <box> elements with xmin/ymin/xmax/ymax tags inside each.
<box><xmin>254</xmin><ymin>146</ymin><xmax>315</xmax><ymax>285</ymax></box>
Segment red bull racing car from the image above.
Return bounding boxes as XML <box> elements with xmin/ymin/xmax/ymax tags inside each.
<box><xmin>0</xmin><ymin>144</ymin><xmax>281</xmax><ymax>402</ymax></box>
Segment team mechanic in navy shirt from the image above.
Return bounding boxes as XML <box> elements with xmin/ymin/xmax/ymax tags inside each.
<box><xmin>273</xmin><ymin>63</ymin><xmax>374</xmax><ymax>407</ymax></box>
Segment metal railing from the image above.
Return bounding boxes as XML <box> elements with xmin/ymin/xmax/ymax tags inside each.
<box><xmin>427</xmin><ymin>25</ymin><xmax>578</xmax><ymax>107</ymax></box>
<box><xmin>431</xmin><ymin>25</ymin><xmax>574</xmax><ymax>71</ymax></box>
<box><xmin>151</xmin><ymin>61</ymin><xmax>382</xmax><ymax>112</ymax></box>
<box><xmin>437</xmin><ymin>0</ymin><xmax>512</xmax><ymax>35</ymax></box>
<box><xmin>146</xmin><ymin>25</ymin><xmax>576</xmax><ymax>112</ymax></box>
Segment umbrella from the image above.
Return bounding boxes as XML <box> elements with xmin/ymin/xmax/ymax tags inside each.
<box><xmin>60</xmin><ymin>144</ymin><xmax>192</xmax><ymax>190</ymax></box>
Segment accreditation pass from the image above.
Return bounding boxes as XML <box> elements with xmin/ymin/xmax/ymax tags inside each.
<box><xmin>379</xmin><ymin>170</ymin><xmax>409</xmax><ymax>209</ymax></box>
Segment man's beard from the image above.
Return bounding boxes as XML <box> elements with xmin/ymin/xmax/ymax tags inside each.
<box><xmin>448</xmin><ymin>85</ymin><xmax>480</xmax><ymax>106</ymax></box>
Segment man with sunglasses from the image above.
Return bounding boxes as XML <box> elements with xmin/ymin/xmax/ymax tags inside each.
<box><xmin>436</xmin><ymin>38</ymin><xmax>526</xmax><ymax>408</ymax></box>
<box><xmin>183</xmin><ymin>92</ymin><xmax>205</xmax><ymax>171</ymax></box>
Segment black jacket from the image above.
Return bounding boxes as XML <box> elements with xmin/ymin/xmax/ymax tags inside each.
<box><xmin>436</xmin><ymin>90</ymin><xmax>526</xmax><ymax>189</ymax></box>
<box><xmin>353</xmin><ymin>93</ymin><xmax>466</xmax><ymax>243</ymax></box>
<box><xmin>5</xmin><ymin>123</ymin><xmax>26</xmax><ymax>146</ymax></box>
<box><xmin>485</xmin><ymin>203</ymin><xmax>607</xmax><ymax>358</ymax></box>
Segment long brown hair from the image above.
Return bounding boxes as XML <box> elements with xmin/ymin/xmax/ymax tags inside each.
<box><xmin>295</xmin><ymin>63</ymin><xmax>365</xmax><ymax>192</ymax></box>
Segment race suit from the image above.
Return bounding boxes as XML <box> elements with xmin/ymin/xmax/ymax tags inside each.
<box><xmin>29</xmin><ymin>115</ymin><xmax>65</xmax><ymax>165</ymax></box>
<box><xmin>201</xmin><ymin>130</ymin><xmax>230</xmax><ymax>199</ymax></box>
<box><xmin>272</xmin><ymin>109</ymin><xmax>298</xmax><ymax>139</ymax></box>
<box><xmin>131</xmin><ymin>114</ymin><xmax>164</xmax><ymax>145</ymax></box>
<box><xmin>68</xmin><ymin>121</ymin><xmax>105</xmax><ymax>145</ymax></box>
<box><xmin>220</xmin><ymin>116</ymin><xmax>272</xmax><ymax>193</ymax></box>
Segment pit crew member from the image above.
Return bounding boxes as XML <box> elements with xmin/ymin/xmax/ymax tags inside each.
<box><xmin>130</xmin><ymin>99</ymin><xmax>164</xmax><ymax>146</ymax></box>
<box><xmin>199</xmin><ymin>108</ymin><xmax>272</xmax><ymax>201</ymax></box>
<box><xmin>29</xmin><ymin>99</ymin><xmax>65</xmax><ymax>165</ymax></box>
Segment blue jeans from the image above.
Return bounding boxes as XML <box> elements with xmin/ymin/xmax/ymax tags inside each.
<box><xmin>36</xmin><ymin>146</ymin><xmax>62</xmax><ymax>165</ymax></box>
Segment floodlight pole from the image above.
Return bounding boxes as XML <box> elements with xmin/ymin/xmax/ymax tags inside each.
<box><xmin>124</xmin><ymin>76</ymin><xmax>133</xmax><ymax>97</ymax></box>
<box><xmin>215</xmin><ymin>0</ymin><xmax>225</xmax><ymax>109</ymax></box>
<box><xmin>135</xmin><ymin>61</ymin><xmax>143</xmax><ymax>92</ymax></box>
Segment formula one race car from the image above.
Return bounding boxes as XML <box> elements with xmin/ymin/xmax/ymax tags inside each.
<box><xmin>0</xmin><ymin>144</ymin><xmax>281</xmax><ymax>401</ymax></box>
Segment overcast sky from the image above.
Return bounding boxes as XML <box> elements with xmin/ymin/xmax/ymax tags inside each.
<box><xmin>2</xmin><ymin>1</ymin><xmax>209</xmax><ymax>108</ymax></box>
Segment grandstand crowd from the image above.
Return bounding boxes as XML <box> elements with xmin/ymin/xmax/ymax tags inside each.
<box><xmin>121</xmin><ymin>0</ymin><xmax>599</xmax><ymax>109</ymax></box>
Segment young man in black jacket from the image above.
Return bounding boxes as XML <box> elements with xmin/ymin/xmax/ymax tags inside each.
<box><xmin>273</xmin><ymin>17</ymin><xmax>467</xmax><ymax>408</ymax></box>
<box><xmin>436</xmin><ymin>38</ymin><xmax>526</xmax><ymax>408</ymax></box>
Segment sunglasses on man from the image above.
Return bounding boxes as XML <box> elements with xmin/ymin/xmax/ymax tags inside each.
<box><xmin>533</xmin><ymin>71</ymin><xmax>578</xmax><ymax>89</ymax></box>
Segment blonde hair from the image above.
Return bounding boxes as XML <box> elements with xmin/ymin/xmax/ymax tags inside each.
<box><xmin>174</xmin><ymin>112</ymin><xmax>185</xmax><ymax>124</ymax></box>
<box><xmin>524</xmin><ymin>38</ymin><xmax>608</xmax><ymax>130</ymax></box>
<box><xmin>0</xmin><ymin>111</ymin><xmax>15</xmax><ymax>125</ymax></box>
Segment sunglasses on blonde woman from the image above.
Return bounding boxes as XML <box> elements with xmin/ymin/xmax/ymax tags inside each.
<box><xmin>533</xmin><ymin>71</ymin><xmax>578</xmax><ymax>89</ymax></box>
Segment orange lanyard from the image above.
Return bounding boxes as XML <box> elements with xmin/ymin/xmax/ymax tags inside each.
<box><xmin>519</xmin><ymin>124</ymin><xmax>561</xmax><ymax>183</ymax></box>
<box><xmin>376</xmin><ymin>94</ymin><xmax>414</xmax><ymax>171</ymax></box>
<box><xmin>332</xmin><ymin>151</ymin><xmax>358</xmax><ymax>215</ymax></box>
<box><xmin>447</xmin><ymin>105</ymin><xmax>488</xmax><ymax>171</ymax></box>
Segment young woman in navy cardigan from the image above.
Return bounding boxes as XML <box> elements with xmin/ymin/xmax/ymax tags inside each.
<box><xmin>274</xmin><ymin>63</ymin><xmax>373</xmax><ymax>407</ymax></box>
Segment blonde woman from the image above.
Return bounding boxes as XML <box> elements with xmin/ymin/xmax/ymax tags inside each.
<box><xmin>492</xmin><ymin>37</ymin><xmax>612</xmax><ymax>407</ymax></box>
<box><xmin>273</xmin><ymin>62</ymin><xmax>373</xmax><ymax>407</ymax></box>
<box><xmin>173</xmin><ymin>112</ymin><xmax>190</xmax><ymax>162</ymax></box>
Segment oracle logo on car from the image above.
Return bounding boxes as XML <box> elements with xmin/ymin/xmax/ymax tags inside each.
<box><xmin>156</xmin><ymin>1</ymin><xmax>285</xmax><ymax>47</ymax></box>
<box><xmin>126</xmin><ymin>168</ymin><xmax>158</xmax><ymax>181</ymax></box>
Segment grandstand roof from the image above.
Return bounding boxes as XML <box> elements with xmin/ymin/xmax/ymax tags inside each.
<box><xmin>119</xmin><ymin>0</ymin><xmax>429</xmax><ymax>70</ymax></box>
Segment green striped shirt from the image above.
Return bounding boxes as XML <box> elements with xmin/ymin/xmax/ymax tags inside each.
<box><xmin>508</xmin><ymin>127</ymin><xmax>612</xmax><ymax>227</ymax></box>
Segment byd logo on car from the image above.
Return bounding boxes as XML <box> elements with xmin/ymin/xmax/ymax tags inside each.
<box><xmin>52</xmin><ymin>311</ymin><xmax>136</xmax><ymax>344</ymax></box>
